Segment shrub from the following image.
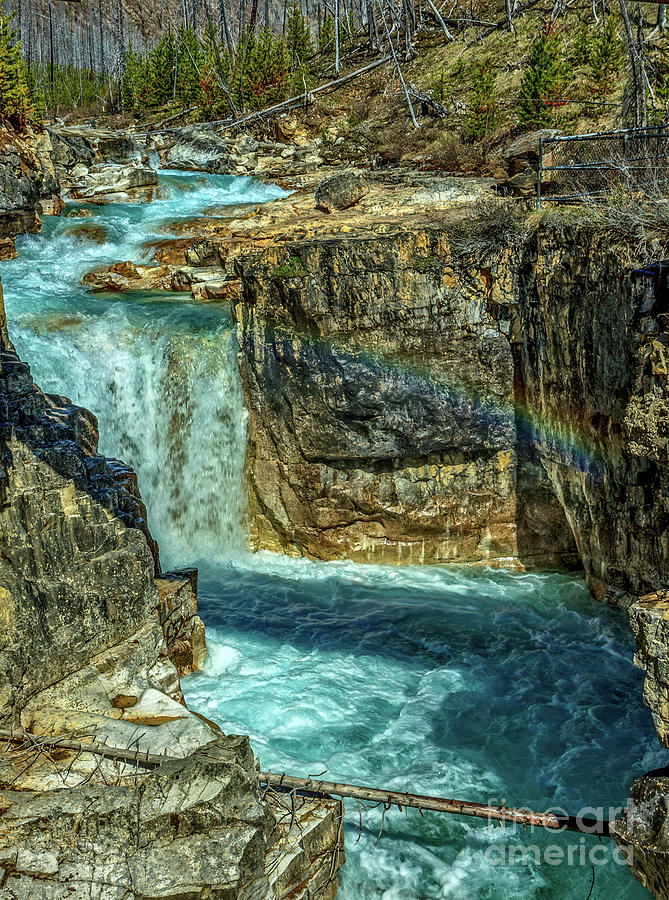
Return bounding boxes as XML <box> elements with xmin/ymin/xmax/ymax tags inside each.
<box><xmin>448</xmin><ymin>198</ymin><xmax>527</xmax><ymax>259</ymax></box>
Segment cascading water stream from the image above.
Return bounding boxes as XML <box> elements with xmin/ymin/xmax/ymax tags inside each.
<box><xmin>2</xmin><ymin>171</ymin><xmax>276</xmax><ymax>564</ymax></box>
<box><xmin>2</xmin><ymin>170</ymin><xmax>664</xmax><ymax>898</ymax></box>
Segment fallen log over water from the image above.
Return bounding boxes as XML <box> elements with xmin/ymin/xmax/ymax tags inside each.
<box><xmin>0</xmin><ymin>729</ymin><xmax>610</xmax><ymax>835</ymax></box>
<box><xmin>261</xmin><ymin>771</ymin><xmax>611</xmax><ymax>835</ymax></box>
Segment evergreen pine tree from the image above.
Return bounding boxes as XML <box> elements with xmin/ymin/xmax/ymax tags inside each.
<box><xmin>175</xmin><ymin>27</ymin><xmax>202</xmax><ymax>105</ymax></box>
<box><xmin>0</xmin><ymin>0</ymin><xmax>34</xmax><ymax>127</ymax></box>
<box><xmin>518</xmin><ymin>24</ymin><xmax>563</xmax><ymax>129</ymax></box>
<box><xmin>121</xmin><ymin>43</ymin><xmax>141</xmax><ymax>111</ymax></box>
<box><xmin>285</xmin><ymin>2</ymin><xmax>312</xmax><ymax>69</ymax></box>
<box><xmin>465</xmin><ymin>64</ymin><xmax>498</xmax><ymax>140</ymax></box>
<box><xmin>151</xmin><ymin>33</ymin><xmax>176</xmax><ymax>106</ymax></box>
<box><xmin>319</xmin><ymin>16</ymin><xmax>335</xmax><ymax>54</ymax></box>
<box><xmin>589</xmin><ymin>16</ymin><xmax>622</xmax><ymax>95</ymax></box>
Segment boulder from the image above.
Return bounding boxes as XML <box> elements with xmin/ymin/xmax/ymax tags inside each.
<box><xmin>501</xmin><ymin>128</ymin><xmax>562</xmax><ymax>197</ymax></box>
<box><xmin>82</xmin><ymin>260</ymin><xmax>173</xmax><ymax>292</ymax></box>
<box><xmin>38</xmin><ymin>196</ymin><xmax>65</xmax><ymax>216</ymax></box>
<box><xmin>612</xmin><ymin>772</ymin><xmax>669</xmax><ymax>898</ymax></box>
<box><xmin>96</xmin><ymin>132</ymin><xmax>142</xmax><ymax>164</ymax></box>
<box><xmin>65</xmin><ymin>207</ymin><xmax>93</xmax><ymax>218</ymax></box>
<box><xmin>63</xmin><ymin>223</ymin><xmax>108</xmax><ymax>244</ymax></box>
<box><xmin>315</xmin><ymin>171</ymin><xmax>368</xmax><ymax>212</ymax></box>
<box><xmin>233</xmin><ymin>134</ymin><xmax>259</xmax><ymax>155</ymax></box>
<box><xmin>501</xmin><ymin>128</ymin><xmax>562</xmax><ymax>176</ymax></box>
<box><xmin>165</xmin><ymin>125</ymin><xmax>233</xmax><ymax>175</ymax></box>
<box><xmin>71</xmin><ymin>164</ymin><xmax>158</xmax><ymax>203</ymax></box>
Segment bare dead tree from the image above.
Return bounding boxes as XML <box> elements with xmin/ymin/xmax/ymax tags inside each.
<box><xmin>618</xmin><ymin>0</ymin><xmax>646</xmax><ymax>128</ymax></box>
<box><xmin>426</xmin><ymin>0</ymin><xmax>453</xmax><ymax>40</ymax></box>
<box><xmin>335</xmin><ymin>0</ymin><xmax>341</xmax><ymax>72</ymax></box>
<box><xmin>650</xmin><ymin>3</ymin><xmax>666</xmax><ymax>37</ymax></box>
<box><xmin>217</xmin><ymin>0</ymin><xmax>235</xmax><ymax>57</ymax></box>
<box><xmin>505</xmin><ymin>0</ymin><xmax>516</xmax><ymax>32</ymax></box>
<box><xmin>379</xmin><ymin>0</ymin><xmax>419</xmax><ymax>127</ymax></box>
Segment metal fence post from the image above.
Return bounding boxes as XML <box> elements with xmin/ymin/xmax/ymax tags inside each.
<box><xmin>537</xmin><ymin>137</ymin><xmax>543</xmax><ymax>210</ymax></box>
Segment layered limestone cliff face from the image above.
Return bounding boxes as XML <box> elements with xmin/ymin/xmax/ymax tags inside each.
<box><xmin>515</xmin><ymin>229</ymin><xmax>669</xmax><ymax>607</ymax></box>
<box><xmin>0</xmin><ymin>125</ymin><xmax>60</xmax><ymax>259</ymax></box>
<box><xmin>233</xmin><ymin>226</ymin><xmax>578</xmax><ymax>567</ymax></box>
<box><xmin>224</xmin><ymin>199</ymin><xmax>668</xmax><ymax>603</ymax></box>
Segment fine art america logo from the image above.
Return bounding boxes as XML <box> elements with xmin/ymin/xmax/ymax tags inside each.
<box><xmin>483</xmin><ymin>799</ymin><xmax>635</xmax><ymax>868</ymax></box>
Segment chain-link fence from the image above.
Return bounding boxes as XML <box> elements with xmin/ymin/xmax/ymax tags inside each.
<box><xmin>537</xmin><ymin>126</ymin><xmax>669</xmax><ymax>207</ymax></box>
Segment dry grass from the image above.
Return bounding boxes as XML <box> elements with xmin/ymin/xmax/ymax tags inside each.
<box><xmin>447</xmin><ymin>196</ymin><xmax>529</xmax><ymax>259</ymax></box>
<box><xmin>578</xmin><ymin>195</ymin><xmax>669</xmax><ymax>263</ymax></box>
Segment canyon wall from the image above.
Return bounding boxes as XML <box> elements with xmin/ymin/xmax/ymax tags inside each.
<box><xmin>515</xmin><ymin>228</ymin><xmax>669</xmax><ymax>607</ymax></box>
<box><xmin>229</xmin><ymin>207</ymin><xmax>668</xmax><ymax>608</ymax></box>
<box><xmin>0</xmin><ymin>124</ymin><xmax>59</xmax><ymax>259</ymax></box>
<box><xmin>233</xmin><ymin>226</ymin><xmax>579</xmax><ymax>568</ymax></box>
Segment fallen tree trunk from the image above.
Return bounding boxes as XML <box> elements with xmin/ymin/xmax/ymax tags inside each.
<box><xmin>0</xmin><ymin>729</ymin><xmax>610</xmax><ymax>835</ymax></box>
<box><xmin>261</xmin><ymin>771</ymin><xmax>610</xmax><ymax>834</ymax></box>
<box><xmin>134</xmin><ymin>106</ymin><xmax>198</xmax><ymax>133</ymax></box>
<box><xmin>217</xmin><ymin>55</ymin><xmax>392</xmax><ymax>130</ymax></box>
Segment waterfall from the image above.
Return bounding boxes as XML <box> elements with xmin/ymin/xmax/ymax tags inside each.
<box><xmin>0</xmin><ymin>172</ymin><xmax>284</xmax><ymax>568</ymax></box>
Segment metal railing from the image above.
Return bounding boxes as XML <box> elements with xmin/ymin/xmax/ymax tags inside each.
<box><xmin>537</xmin><ymin>125</ymin><xmax>669</xmax><ymax>208</ymax></box>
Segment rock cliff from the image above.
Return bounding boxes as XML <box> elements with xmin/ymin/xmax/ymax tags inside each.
<box><xmin>515</xmin><ymin>230</ymin><xmax>669</xmax><ymax>607</ymax></box>
<box><xmin>0</xmin><ymin>124</ymin><xmax>59</xmax><ymax>259</ymax></box>
<box><xmin>234</xmin><ymin>226</ymin><xmax>577</xmax><ymax>567</ymax></box>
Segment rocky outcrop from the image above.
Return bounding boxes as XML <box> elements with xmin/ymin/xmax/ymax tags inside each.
<box><xmin>0</xmin><ymin>124</ymin><xmax>59</xmax><ymax>258</ymax></box>
<box><xmin>500</xmin><ymin>128</ymin><xmax>561</xmax><ymax>197</ymax></box>
<box><xmin>0</xmin><ymin>280</ymin><xmax>163</xmax><ymax>726</ymax></box>
<box><xmin>232</xmin><ymin>224</ymin><xmax>576</xmax><ymax>566</ymax></box>
<box><xmin>1</xmin><ymin>737</ymin><xmax>275</xmax><ymax>899</ymax></box>
<box><xmin>627</xmin><ymin>593</ymin><xmax>669</xmax><ymax>747</ymax></box>
<box><xmin>157</xmin><ymin>123</ymin><xmax>324</xmax><ymax>178</ymax></box>
<box><xmin>70</xmin><ymin>163</ymin><xmax>158</xmax><ymax>203</ymax></box>
<box><xmin>48</xmin><ymin>126</ymin><xmax>158</xmax><ymax>204</ymax></box>
<box><xmin>612</xmin><ymin>771</ymin><xmax>669</xmax><ymax>898</ymax></box>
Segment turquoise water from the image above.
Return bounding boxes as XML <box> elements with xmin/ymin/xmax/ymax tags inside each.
<box><xmin>1</xmin><ymin>170</ymin><xmax>663</xmax><ymax>898</ymax></box>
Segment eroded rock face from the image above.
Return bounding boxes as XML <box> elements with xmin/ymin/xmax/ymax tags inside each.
<box><xmin>233</xmin><ymin>228</ymin><xmax>577</xmax><ymax>566</ymax></box>
<box><xmin>515</xmin><ymin>231</ymin><xmax>669</xmax><ymax>606</ymax></box>
<box><xmin>627</xmin><ymin>593</ymin><xmax>669</xmax><ymax>746</ymax></box>
<box><xmin>0</xmin><ymin>125</ymin><xmax>59</xmax><ymax>255</ymax></box>
<box><xmin>0</xmin><ymin>737</ymin><xmax>275</xmax><ymax>900</ymax></box>
<box><xmin>70</xmin><ymin>163</ymin><xmax>158</xmax><ymax>204</ymax></box>
<box><xmin>0</xmin><ymin>284</ymin><xmax>163</xmax><ymax>725</ymax></box>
